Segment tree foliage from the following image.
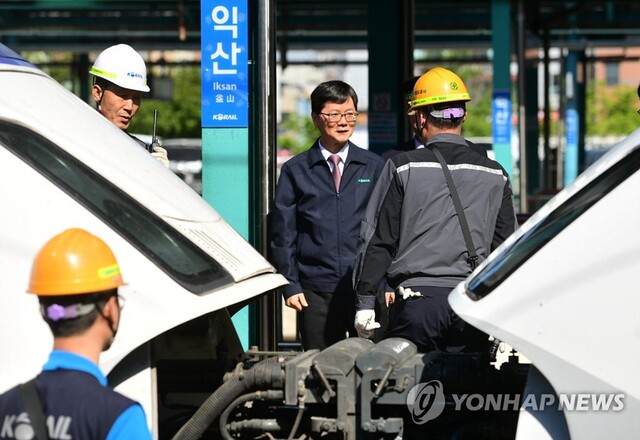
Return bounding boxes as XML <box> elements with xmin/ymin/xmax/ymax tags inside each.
<box><xmin>129</xmin><ymin>66</ymin><xmax>202</xmax><ymax>138</ymax></box>
<box><xmin>458</xmin><ymin>65</ymin><xmax>493</xmax><ymax>138</ymax></box>
<box><xmin>586</xmin><ymin>81</ymin><xmax>638</xmax><ymax>136</ymax></box>
<box><xmin>277</xmin><ymin>113</ymin><xmax>319</xmax><ymax>154</ymax></box>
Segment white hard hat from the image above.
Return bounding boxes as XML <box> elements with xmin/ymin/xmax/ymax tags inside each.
<box><xmin>90</xmin><ymin>44</ymin><xmax>150</xmax><ymax>93</ymax></box>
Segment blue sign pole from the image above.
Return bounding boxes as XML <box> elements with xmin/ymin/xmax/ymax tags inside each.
<box><xmin>564</xmin><ymin>108</ymin><xmax>579</xmax><ymax>186</ymax></box>
<box><xmin>492</xmin><ymin>90</ymin><xmax>513</xmax><ymax>180</ymax></box>
<box><xmin>201</xmin><ymin>0</ymin><xmax>250</xmax><ymax>350</ymax></box>
<box><xmin>564</xmin><ymin>51</ymin><xmax>579</xmax><ymax>187</ymax></box>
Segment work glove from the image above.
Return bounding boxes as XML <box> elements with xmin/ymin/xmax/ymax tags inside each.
<box><xmin>354</xmin><ymin>309</ymin><xmax>381</xmax><ymax>339</ymax></box>
<box><xmin>151</xmin><ymin>145</ymin><xmax>170</xmax><ymax>168</ymax></box>
<box><xmin>398</xmin><ymin>286</ymin><xmax>422</xmax><ymax>300</ymax></box>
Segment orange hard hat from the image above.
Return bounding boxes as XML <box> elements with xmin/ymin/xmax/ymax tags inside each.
<box><xmin>409</xmin><ymin>67</ymin><xmax>471</xmax><ymax>110</ymax></box>
<box><xmin>28</xmin><ymin>228</ymin><xmax>125</xmax><ymax>296</ymax></box>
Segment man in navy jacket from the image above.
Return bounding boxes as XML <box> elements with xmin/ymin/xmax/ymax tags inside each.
<box><xmin>270</xmin><ymin>80</ymin><xmax>385</xmax><ymax>350</ymax></box>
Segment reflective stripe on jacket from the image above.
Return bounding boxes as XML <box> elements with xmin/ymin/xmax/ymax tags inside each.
<box><xmin>353</xmin><ymin>133</ymin><xmax>517</xmax><ymax>309</ymax></box>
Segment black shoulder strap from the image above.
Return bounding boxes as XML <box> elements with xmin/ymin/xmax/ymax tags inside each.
<box><xmin>20</xmin><ymin>379</ymin><xmax>50</xmax><ymax>440</ymax></box>
<box><xmin>428</xmin><ymin>144</ymin><xmax>479</xmax><ymax>270</ymax></box>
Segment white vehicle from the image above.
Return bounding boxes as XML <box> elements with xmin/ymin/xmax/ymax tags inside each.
<box><xmin>450</xmin><ymin>127</ymin><xmax>640</xmax><ymax>438</ymax></box>
<box><xmin>0</xmin><ymin>44</ymin><xmax>287</xmax><ymax>437</ymax></box>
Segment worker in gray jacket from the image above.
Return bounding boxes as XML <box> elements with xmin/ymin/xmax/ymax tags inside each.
<box><xmin>352</xmin><ymin>67</ymin><xmax>517</xmax><ymax>353</ymax></box>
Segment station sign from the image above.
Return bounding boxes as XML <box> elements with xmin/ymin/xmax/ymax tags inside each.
<box><xmin>201</xmin><ymin>0</ymin><xmax>248</xmax><ymax>128</ymax></box>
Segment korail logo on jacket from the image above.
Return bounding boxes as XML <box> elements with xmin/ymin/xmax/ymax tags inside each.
<box><xmin>1</xmin><ymin>412</ymin><xmax>72</xmax><ymax>439</ymax></box>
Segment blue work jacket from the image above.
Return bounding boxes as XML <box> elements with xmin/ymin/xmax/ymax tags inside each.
<box><xmin>0</xmin><ymin>350</ymin><xmax>151</xmax><ymax>440</ymax></box>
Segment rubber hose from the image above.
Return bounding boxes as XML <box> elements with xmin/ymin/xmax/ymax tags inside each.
<box><xmin>287</xmin><ymin>406</ymin><xmax>304</xmax><ymax>440</ymax></box>
<box><xmin>172</xmin><ymin>358</ymin><xmax>281</xmax><ymax>440</ymax></box>
<box><xmin>219</xmin><ymin>390</ymin><xmax>284</xmax><ymax>440</ymax></box>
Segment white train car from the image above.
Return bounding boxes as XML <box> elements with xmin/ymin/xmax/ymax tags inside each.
<box><xmin>450</xmin><ymin>127</ymin><xmax>640</xmax><ymax>438</ymax></box>
<box><xmin>0</xmin><ymin>44</ymin><xmax>287</xmax><ymax>437</ymax></box>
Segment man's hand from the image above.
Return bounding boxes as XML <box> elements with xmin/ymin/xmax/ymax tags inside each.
<box><xmin>385</xmin><ymin>291</ymin><xmax>395</xmax><ymax>307</ymax></box>
<box><xmin>285</xmin><ymin>293</ymin><xmax>308</xmax><ymax>312</ymax></box>
<box><xmin>151</xmin><ymin>145</ymin><xmax>170</xmax><ymax>168</ymax></box>
<box><xmin>354</xmin><ymin>309</ymin><xmax>381</xmax><ymax>339</ymax></box>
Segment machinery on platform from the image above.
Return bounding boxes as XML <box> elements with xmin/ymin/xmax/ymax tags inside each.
<box><xmin>171</xmin><ymin>338</ymin><xmax>528</xmax><ymax>440</ymax></box>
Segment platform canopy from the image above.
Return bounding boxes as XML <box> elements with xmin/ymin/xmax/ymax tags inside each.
<box><xmin>1</xmin><ymin>0</ymin><xmax>639</xmax><ymax>52</ymax></box>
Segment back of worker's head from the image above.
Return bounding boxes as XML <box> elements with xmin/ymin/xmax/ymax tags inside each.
<box><xmin>27</xmin><ymin>228</ymin><xmax>125</xmax><ymax>337</ymax></box>
<box><xmin>38</xmin><ymin>291</ymin><xmax>117</xmax><ymax>337</ymax></box>
<box><xmin>410</xmin><ymin>67</ymin><xmax>471</xmax><ymax>130</ymax></box>
<box><xmin>90</xmin><ymin>44</ymin><xmax>150</xmax><ymax>93</ymax></box>
<box><xmin>310</xmin><ymin>80</ymin><xmax>358</xmax><ymax>114</ymax></box>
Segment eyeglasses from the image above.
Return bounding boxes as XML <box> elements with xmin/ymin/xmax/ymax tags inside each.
<box><xmin>318</xmin><ymin>112</ymin><xmax>358</xmax><ymax>122</ymax></box>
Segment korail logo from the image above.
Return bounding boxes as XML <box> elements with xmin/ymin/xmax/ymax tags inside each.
<box><xmin>406</xmin><ymin>380</ymin><xmax>446</xmax><ymax>424</ymax></box>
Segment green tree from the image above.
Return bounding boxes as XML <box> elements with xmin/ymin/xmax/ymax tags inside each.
<box><xmin>586</xmin><ymin>81</ymin><xmax>637</xmax><ymax>136</ymax></box>
<box><xmin>462</xmin><ymin>71</ymin><xmax>493</xmax><ymax>138</ymax></box>
<box><xmin>277</xmin><ymin>113</ymin><xmax>318</xmax><ymax>154</ymax></box>
<box><xmin>129</xmin><ymin>66</ymin><xmax>202</xmax><ymax>138</ymax></box>
<box><xmin>22</xmin><ymin>51</ymin><xmax>76</xmax><ymax>92</ymax></box>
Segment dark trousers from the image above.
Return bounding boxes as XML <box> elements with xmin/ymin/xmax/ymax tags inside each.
<box><xmin>299</xmin><ymin>289</ymin><xmax>357</xmax><ymax>350</ymax></box>
<box><xmin>385</xmin><ymin>285</ymin><xmax>488</xmax><ymax>353</ymax></box>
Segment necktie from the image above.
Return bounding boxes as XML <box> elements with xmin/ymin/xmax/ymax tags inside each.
<box><xmin>329</xmin><ymin>154</ymin><xmax>341</xmax><ymax>191</ymax></box>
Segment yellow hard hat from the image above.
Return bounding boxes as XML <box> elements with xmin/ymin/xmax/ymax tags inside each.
<box><xmin>409</xmin><ymin>67</ymin><xmax>471</xmax><ymax>110</ymax></box>
<box><xmin>28</xmin><ymin>228</ymin><xmax>125</xmax><ymax>296</ymax></box>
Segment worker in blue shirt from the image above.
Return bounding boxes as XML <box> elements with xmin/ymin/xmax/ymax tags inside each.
<box><xmin>0</xmin><ymin>228</ymin><xmax>151</xmax><ymax>440</ymax></box>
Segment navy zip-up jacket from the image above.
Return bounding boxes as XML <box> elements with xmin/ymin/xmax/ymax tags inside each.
<box><xmin>269</xmin><ymin>140</ymin><xmax>385</xmax><ymax>299</ymax></box>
